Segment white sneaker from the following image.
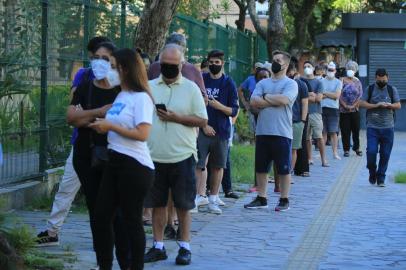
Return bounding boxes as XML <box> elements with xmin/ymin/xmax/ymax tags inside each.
<box><xmin>190</xmin><ymin>205</ymin><xmax>198</xmax><ymax>213</ymax></box>
<box><xmin>215</xmin><ymin>196</ymin><xmax>226</xmax><ymax>206</ymax></box>
<box><xmin>208</xmin><ymin>202</ymin><xmax>222</xmax><ymax>214</ymax></box>
<box><xmin>196</xmin><ymin>195</ymin><xmax>209</xmax><ymax>207</ymax></box>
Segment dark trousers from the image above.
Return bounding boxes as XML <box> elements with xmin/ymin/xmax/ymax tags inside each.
<box><xmin>366</xmin><ymin>127</ymin><xmax>394</xmax><ymax>183</ymax></box>
<box><xmin>294</xmin><ymin>119</ymin><xmax>309</xmax><ymax>175</ymax></box>
<box><xmin>73</xmin><ymin>150</ymin><xmax>131</xmax><ymax>269</ymax></box>
<box><xmin>207</xmin><ymin>146</ymin><xmax>232</xmax><ymax>193</ymax></box>
<box><xmin>94</xmin><ymin>150</ymin><xmax>154</xmax><ymax>270</ymax></box>
<box><xmin>339</xmin><ymin>111</ymin><xmax>360</xmax><ymax>152</ymax></box>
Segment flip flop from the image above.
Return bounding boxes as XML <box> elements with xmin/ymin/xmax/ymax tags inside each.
<box><xmin>322</xmin><ymin>163</ymin><xmax>330</xmax><ymax>167</ymax></box>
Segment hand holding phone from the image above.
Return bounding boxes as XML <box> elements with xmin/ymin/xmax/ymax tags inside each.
<box><xmin>155</xmin><ymin>104</ymin><xmax>167</xmax><ymax>112</ymax></box>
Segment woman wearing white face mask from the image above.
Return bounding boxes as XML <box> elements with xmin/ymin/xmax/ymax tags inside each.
<box><xmin>67</xmin><ymin>42</ymin><xmax>132</xmax><ymax>269</ymax></box>
<box><xmin>339</xmin><ymin>60</ymin><xmax>363</xmax><ymax>157</ymax></box>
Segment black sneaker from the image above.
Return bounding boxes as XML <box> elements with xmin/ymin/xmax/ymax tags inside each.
<box><xmin>225</xmin><ymin>191</ymin><xmax>239</xmax><ymax>199</ymax></box>
<box><xmin>164</xmin><ymin>225</ymin><xmax>176</xmax><ymax>240</ymax></box>
<box><xmin>369</xmin><ymin>174</ymin><xmax>377</xmax><ymax>185</ymax></box>
<box><xmin>244</xmin><ymin>196</ymin><xmax>268</xmax><ymax>209</ymax></box>
<box><xmin>176</xmin><ymin>247</ymin><xmax>191</xmax><ymax>265</ymax></box>
<box><xmin>36</xmin><ymin>230</ymin><xmax>59</xmax><ymax>247</ymax></box>
<box><xmin>275</xmin><ymin>198</ymin><xmax>290</xmax><ymax>212</ymax></box>
<box><xmin>144</xmin><ymin>247</ymin><xmax>168</xmax><ymax>263</ymax></box>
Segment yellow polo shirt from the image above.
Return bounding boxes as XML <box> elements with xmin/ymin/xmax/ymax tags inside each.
<box><xmin>148</xmin><ymin>75</ymin><xmax>208</xmax><ymax>163</ymax></box>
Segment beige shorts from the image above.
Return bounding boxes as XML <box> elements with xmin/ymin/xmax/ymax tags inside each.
<box><xmin>292</xmin><ymin>122</ymin><xmax>305</xmax><ymax>150</ymax></box>
<box><xmin>307</xmin><ymin>113</ymin><xmax>323</xmax><ymax>140</ymax></box>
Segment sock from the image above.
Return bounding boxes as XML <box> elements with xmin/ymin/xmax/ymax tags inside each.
<box><xmin>153</xmin><ymin>241</ymin><xmax>164</xmax><ymax>250</ymax></box>
<box><xmin>47</xmin><ymin>230</ymin><xmax>57</xmax><ymax>237</ymax></box>
<box><xmin>209</xmin><ymin>195</ymin><xmax>216</xmax><ymax>203</ymax></box>
<box><xmin>178</xmin><ymin>241</ymin><xmax>191</xmax><ymax>251</ymax></box>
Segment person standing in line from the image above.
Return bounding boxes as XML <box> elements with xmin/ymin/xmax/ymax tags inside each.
<box><xmin>67</xmin><ymin>42</ymin><xmax>133</xmax><ymax>269</ymax></box>
<box><xmin>340</xmin><ymin>60</ymin><xmax>363</xmax><ymax>157</ymax></box>
<box><xmin>244</xmin><ymin>50</ymin><xmax>298</xmax><ymax>211</ymax></box>
<box><xmin>36</xmin><ymin>36</ymin><xmax>110</xmax><ymax>247</ymax></box>
<box><xmin>360</xmin><ymin>68</ymin><xmax>401</xmax><ymax>187</ymax></box>
<box><xmin>288</xmin><ymin>63</ymin><xmax>309</xmax><ymax>174</ymax></box>
<box><xmin>302</xmin><ymin>61</ymin><xmax>329</xmax><ymax>167</ymax></box>
<box><xmin>89</xmin><ymin>48</ymin><xmax>155</xmax><ymax>270</ymax></box>
<box><xmin>321</xmin><ymin>62</ymin><xmax>343</xmax><ymax>160</ymax></box>
<box><xmin>144</xmin><ymin>44</ymin><xmax>207</xmax><ymax>265</ymax></box>
<box><xmin>194</xmin><ymin>49</ymin><xmax>239</xmax><ymax>215</ymax></box>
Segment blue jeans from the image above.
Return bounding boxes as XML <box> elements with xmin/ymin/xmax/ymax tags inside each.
<box><xmin>366</xmin><ymin>127</ymin><xmax>394</xmax><ymax>183</ymax></box>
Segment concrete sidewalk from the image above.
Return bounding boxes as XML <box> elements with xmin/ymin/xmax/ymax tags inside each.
<box><xmin>18</xmin><ymin>132</ymin><xmax>406</xmax><ymax>270</ymax></box>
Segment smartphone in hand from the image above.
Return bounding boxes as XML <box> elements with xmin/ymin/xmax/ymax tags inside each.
<box><xmin>155</xmin><ymin>104</ymin><xmax>167</xmax><ymax>111</ymax></box>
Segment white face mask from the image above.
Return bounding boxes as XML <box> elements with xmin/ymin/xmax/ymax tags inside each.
<box><xmin>315</xmin><ymin>75</ymin><xmax>322</xmax><ymax>80</ymax></box>
<box><xmin>91</xmin><ymin>59</ymin><xmax>111</xmax><ymax>80</ymax></box>
<box><xmin>346</xmin><ymin>70</ymin><xmax>355</xmax><ymax>78</ymax></box>
<box><xmin>106</xmin><ymin>69</ymin><xmax>121</xmax><ymax>87</ymax></box>
<box><xmin>327</xmin><ymin>71</ymin><xmax>335</xmax><ymax>79</ymax></box>
<box><xmin>304</xmin><ymin>67</ymin><xmax>314</xmax><ymax>76</ymax></box>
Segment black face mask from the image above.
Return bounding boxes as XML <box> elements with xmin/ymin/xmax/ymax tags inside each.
<box><xmin>271</xmin><ymin>61</ymin><xmax>282</xmax><ymax>74</ymax></box>
<box><xmin>288</xmin><ymin>75</ymin><xmax>295</xmax><ymax>79</ymax></box>
<box><xmin>161</xmin><ymin>63</ymin><xmax>179</xmax><ymax>79</ymax></box>
<box><xmin>209</xmin><ymin>64</ymin><xmax>222</xmax><ymax>75</ymax></box>
<box><xmin>376</xmin><ymin>80</ymin><xmax>387</xmax><ymax>88</ymax></box>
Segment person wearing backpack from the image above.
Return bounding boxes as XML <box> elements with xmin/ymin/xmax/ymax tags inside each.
<box><xmin>360</xmin><ymin>68</ymin><xmax>401</xmax><ymax>187</ymax></box>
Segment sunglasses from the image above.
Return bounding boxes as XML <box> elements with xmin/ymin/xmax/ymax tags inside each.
<box><xmin>327</xmin><ymin>69</ymin><xmax>335</xmax><ymax>72</ymax></box>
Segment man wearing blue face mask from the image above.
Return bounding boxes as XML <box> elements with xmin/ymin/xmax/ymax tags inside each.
<box><xmin>36</xmin><ymin>36</ymin><xmax>111</xmax><ymax>247</ymax></box>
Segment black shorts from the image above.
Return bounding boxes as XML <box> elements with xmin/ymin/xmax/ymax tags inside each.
<box><xmin>255</xmin><ymin>135</ymin><xmax>292</xmax><ymax>175</ymax></box>
<box><xmin>144</xmin><ymin>155</ymin><xmax>196</xmax><ymax>210</ymax></box>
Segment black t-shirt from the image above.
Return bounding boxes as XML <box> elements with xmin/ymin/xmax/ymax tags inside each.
<box><xmin>292</xmin><ymin>79</ymin><xmax>309</xmax><ymax>123</ymax></box>
<box><xmin>70</xmin><ymin>80</ymin><xmax>120</xmax><ymax>156</ymax></box>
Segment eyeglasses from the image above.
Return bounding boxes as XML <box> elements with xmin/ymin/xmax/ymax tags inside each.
<box><xmin>90</xmin><ymin>55</ymin><xmax>110</xmax><ymax>62</ymax></box>
<box><xmin>327</xmin><ymin>69</ymin><xmax>335</xmax><ymax>72</ymax></box>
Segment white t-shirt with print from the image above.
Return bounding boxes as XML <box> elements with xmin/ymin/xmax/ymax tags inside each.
<box><xmin>106</xmin><ymin>91</ymin><xmax>154</xmax><ymax>169</ymax></box>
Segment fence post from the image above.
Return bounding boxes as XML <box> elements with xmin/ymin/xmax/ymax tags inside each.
<box><xmin>83</xmin><ymin>0</ymin><xmax>90</xmax><ymax>67</ymax></box>
<box><xmin>39</xmin><ymin>0</ymin><xmax>49</xmax><ymax>173</ymax></box>
<box><xmin>120</xmin><ymin>0</ymin><xmax>126</xmax><ymax>48</ymax></box>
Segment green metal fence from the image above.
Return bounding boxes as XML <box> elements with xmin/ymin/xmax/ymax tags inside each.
<box><xmin>0</xmin><ymin>0</ymin><xmax>268</xmax><ymax>186</ymax></box>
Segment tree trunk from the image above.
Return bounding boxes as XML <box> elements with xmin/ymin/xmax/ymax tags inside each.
<box><xmin>293</xmin><ymin>16</ymin><xmax>308</xmax><ymax>53</ymax></box>
<box><xmin>134</xmin><ymin>0</ymin><xmax>180</xmax><ymax>58</ymax></box>
<box><xmin>267</xmin><ymin>0</ymin><xmax>285</xmax><ymax>56</ymax></box>
<box><xmin>234</xmin><ymin>2</ymin><xmax>248</xmax><ymax>31</ymax></box>
<box><xmin>0</xmin><ymin>232</ymin><xmax>23</xmax><ymax>270</ymax></box>
<box><xmin>247</xmin><ymin>0</ymin><xmax>267</xmax><ymax>40</ymax></box>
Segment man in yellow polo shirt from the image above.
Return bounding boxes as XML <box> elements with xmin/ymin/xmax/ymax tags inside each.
<box><xmin>144</xmin><ymin>44</ymin><xmax>208</xmax><ymax>266</ymax></box>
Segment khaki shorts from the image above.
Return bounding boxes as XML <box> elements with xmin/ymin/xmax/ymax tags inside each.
<box><xmin>292</xmin><ymin>122</ymin><xmax>305</xmax><ymax>150</ymax></box>
<box><xmin>307</xmin><ymin>113</ymin><xmax>323</xmax><ymax>140</ymax></box>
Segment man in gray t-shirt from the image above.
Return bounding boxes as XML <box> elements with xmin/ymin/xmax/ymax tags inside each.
<box><xmin>302</xmin><ymin>61</ymin><xmax>328</xmax><ymax>167</ymax></box>
<box><xmin>360</xmin><ymin>68</ymin><xmax>401</xmax><ymax>186</ymax></box>
<box><xmin>244</xmin><ymin>50</ymin><xmax>298</xmax><ymax>212</ymax></box>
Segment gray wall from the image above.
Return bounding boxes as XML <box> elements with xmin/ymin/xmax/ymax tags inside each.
<box><xmin>355</xmin><ymin>29</ymin><xmax>406</xmax><ymax>131</ymax></box>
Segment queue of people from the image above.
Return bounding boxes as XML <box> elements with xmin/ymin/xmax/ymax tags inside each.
<box><xmin>34</xmin><ymin>33</ymin><xmax>401</xmax><ymax>270</ymax></box>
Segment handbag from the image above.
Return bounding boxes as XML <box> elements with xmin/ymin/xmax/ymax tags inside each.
<box><xmin>87</xmin><ymin>82</ymin><xmax>109</xmax><ymax>169</ymax></box>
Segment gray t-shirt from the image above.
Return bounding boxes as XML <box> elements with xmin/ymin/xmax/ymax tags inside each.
<box><xmin>252</xmin><ymin>76</ymin><xmax>298</xmax><ymax>139</ymax></box>
<box><xmin>302</xmin><ymin>77</ymin><xmax>322</xmax><ymax>114</ymax></box>
<box><xmin>361</xmin><ymin>84</ymin><xmax>400</xmax><ymax>128</ymax></box>
<box><xmin>321</xmin><ymin>77</ymin><xmax>342</xmax><ymax>109</ymax></box>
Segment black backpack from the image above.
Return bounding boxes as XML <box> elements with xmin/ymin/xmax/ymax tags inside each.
<box><xmin>366</xmin><ymin>84</ymin><xmax>396</xmax><ymax>121</ymax></box>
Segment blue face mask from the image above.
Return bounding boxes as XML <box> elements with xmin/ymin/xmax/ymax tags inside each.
<box><xmin>91</xmin><ymin>59</ymin><xmax>111</xmax><ymax>80</ymax></box>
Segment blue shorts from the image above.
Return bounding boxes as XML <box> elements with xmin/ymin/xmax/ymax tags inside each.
<box><xmin>255</xmin><ymin>135</ymin><xmax>292</xmax><ymax>175</ymax></box>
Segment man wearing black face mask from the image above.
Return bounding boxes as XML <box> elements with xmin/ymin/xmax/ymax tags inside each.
<box><xmin>195</xmin><ymin>49</ymin><xmax>239</xmax><ymax>215</ymax></box>
<box><xmin>360</xmin><ymin>68</ymin><xmax>401</xmax><ymax>187</ymax></box>
<box><xmin>244</xmin><ymin>50</ymin><xmax>298</xmax><ymax>212</ymax></box>
<box><xmin>145</xmin><ymin>44</ymin><xmax>208</xmax><ymax>265</ymax></box>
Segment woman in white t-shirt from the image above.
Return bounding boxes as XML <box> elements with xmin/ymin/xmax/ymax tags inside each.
<box><xmin>89</xmin><ymin>48</ymin><xmax>154</xmax><ymax>270</ymax></box>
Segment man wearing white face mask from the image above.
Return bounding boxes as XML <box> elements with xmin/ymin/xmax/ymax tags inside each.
<box><xmin>302</xmin><ymin>61</ymin><xmax>329</xmax><ymax>167</ymax></box>
<box><xmin>321</xmin><ymin>62</ymin><xmax>343</xmax><ymax>160</ymax></box>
